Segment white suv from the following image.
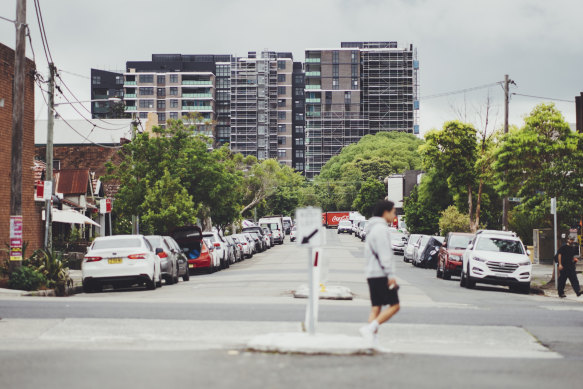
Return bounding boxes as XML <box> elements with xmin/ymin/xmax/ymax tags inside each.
<box><xmin>460</xmin><ymin>230</ymin><xmax>531</xmax><ymax>293</ymax></box>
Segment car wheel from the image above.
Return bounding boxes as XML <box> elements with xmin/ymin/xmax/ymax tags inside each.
<box><xmin>466</xmin><ymin>273</ymin><xmax>475</xmax><ymax>289</ymax></box>
<box><xmin>460</xmin><ymin>268</ymin><xmax>466</xmax><ymax>287</ymax></box>
<box><xmin>183</xmin><ymin>269</ymin><xmax>190</xmax><ymax>281</ymax></box>
<box><xmin>436</xmin><ymin>263</ymin><xmax>442</xmax><ymax>278</ymax></box>
<box><xmin>156</xmin><ymin>272</ymin><xmax>163</xmax><ymax>288</ymax></box>
<box><xmin>146</xmin><ymin>276</ymin><xmax>157</xmax><ymax>290</ymax></box>
<box><xmin>173</xmin><ymin>267</ymin><xmax>179</xmax><ymax>284</ymax></box>
<box><xmin>443</xmin><ymin>266</ymin><xmax>451</xmax><ymax>280</ymax></box>
<box><xmin>82</xmin><ymin>281</ymin><xmax>95</xmax><ymax>293</ymax></box>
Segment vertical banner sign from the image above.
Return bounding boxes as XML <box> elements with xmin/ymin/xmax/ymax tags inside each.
<box><xmin>43</xmin><ymin>180</ymin><xmax>53</xmax><ymax>201</ymax></box>
<box><xmin>10</xmin><ymin>216</ymin><xmax>23</xmax><ymax>261</ymax></box>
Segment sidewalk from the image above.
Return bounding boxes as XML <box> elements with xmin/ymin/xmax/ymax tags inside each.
<box><xmin>531</xmin><ymin>263</ymin><xmax>582</xmax><ymax>302</ymax></box>
<box><xmin>0</xmin><ymin>270</ymin><xmax>83</xmax><ymax>297</ymax></box>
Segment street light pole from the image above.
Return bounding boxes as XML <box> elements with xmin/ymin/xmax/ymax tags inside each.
<box><xmin>502</xmin><ymin>74</ymin><xmax>510</xmax><ymax>230</ymax></box>
<box><xmin>44</xmin><ymin>63</ymin><xmax>56</xmax><ymax>249</ymax></box>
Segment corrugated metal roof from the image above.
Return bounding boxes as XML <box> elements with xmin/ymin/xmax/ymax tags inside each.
<box><xmin>56</xmin><ymin>169</ymin><xmax>91</xmax><ymax>195</ymax></box>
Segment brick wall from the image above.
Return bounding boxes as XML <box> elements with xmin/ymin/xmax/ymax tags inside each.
<box><xmin>0</xmin><ymin>42</ymin><xmax>43</xmax><ymax>252</ymax></box>
<box><xmin>36</xmin><ymin>145</ymin><xmax>118</xmax><ymax>179</ymax></box>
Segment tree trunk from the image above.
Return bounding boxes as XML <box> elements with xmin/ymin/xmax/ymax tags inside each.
<box><xmin>468</xmin><ymin>184</ymin><xmax>474</xmax><ymax>232</ymax></box>
<box><xmin>474</xmin><ymin>179</ymin><xmax>484</xmax><ymax>233</ymax></box>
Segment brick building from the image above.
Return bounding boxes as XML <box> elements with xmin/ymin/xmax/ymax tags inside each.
<box><xmin>0</xmin><ymin>42</ymin><xmax>43</xmax><ymax>251</ymax></box>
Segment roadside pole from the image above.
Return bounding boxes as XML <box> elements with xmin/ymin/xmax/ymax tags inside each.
<box><xmin>551</xmin><ymin>197</ymin><xmax>558</xmax><ymax>289</ymax></box>
<box><xmin>502</xmin><ymin>74</ymin><xmax>510</xmax><ymax>230</ymax></box>
<box><xmin>44</xmin><ymin>63</ymin><xmax>56</xmax><ymax>249</ymax></box>
<box><xmin>131</xmin><ymin>113</ymin><xmax>139</xmax><ymax>235</ymax></box>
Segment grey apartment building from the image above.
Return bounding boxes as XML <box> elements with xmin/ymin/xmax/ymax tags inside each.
<box><xmin>304</xmin><ymin>41</ymin><xmax>419</xmax><ymax>177</ymax></box>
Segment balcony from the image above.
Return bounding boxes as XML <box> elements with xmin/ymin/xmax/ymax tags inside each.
<box><xmin>182</xmin><ymin>80</ymin><xmax>212</xmax><ymax>86</ymax></box>
<box><xmin>305</xmin><ymin>85</ymin><xmax>321</xmax><ymax>90</ymax></box>
<box><xmin>306</xmin><ymin>111</ymin><xmax>321</xmax><ymax>118</ymax></box>
<box><xmin>182</xmin><ymin>105</ymin><xmax>212</xmax><ymax>111</ymax></box>
<box><xmin>305</xmin><ymin>71</ymin><xmax>321</xmax><ymax>77</ymax></box>
<box><xmin>305</xmin><ymin>58</ymin><xmax>321</xmax><ymax>63</ymax></box>
<box><xmin>124</xmin><ymin>80</ymin><xmax>137</xmax><ymax>86</ymax></box>
<box><xmin>124</xmin><ymin>94</ymin><xmax>137</xmax><ymax>99</ymax></box>
<box><xmin>182</xmin><ymin>93</ymin><xmax>213</xmax><ymax>99</ymax></box>
<box><xmin>305</xmin><ymin>98</ymin><xmax>321</xmax><ymax>103</ymax></box>
<box><xmin>125</xmin><ymin>106</ymin><xmax>137</xmax><ymax>111</ymax></box>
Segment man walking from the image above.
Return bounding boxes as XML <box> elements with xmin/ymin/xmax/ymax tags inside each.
<box><xmin>557</xmin><ymin>236</ymin><xmax>581</xmax><ymax>298</ymax></box>
<box><xmin>360</xmin><ymin>200</ymin><xmax>400</xmax><ymax>345</ymax></box>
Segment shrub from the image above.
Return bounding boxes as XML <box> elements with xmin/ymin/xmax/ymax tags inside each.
<box><xmin>439</xmin><ymin>206</ymin><xmax>472</xmax><ymax>236</ymax></box>
<box><xmin>9</xmin><ymin>266</ymin><xmax>47</xmax><ymax>291</ymax></box>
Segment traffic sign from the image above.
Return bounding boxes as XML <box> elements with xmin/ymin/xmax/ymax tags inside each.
<box><xmin>295</xmin><ymin>207</ymin><xmax>325</xmax><ymax>247</ymax></box>
<box><xmin>42</xmin><ymin>180</ymin><xmax>52</xmax><ymax>200</ymax></box>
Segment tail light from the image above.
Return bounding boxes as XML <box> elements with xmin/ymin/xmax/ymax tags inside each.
<box><xmin>128</xmin><ymin>253</ymin><xmax>147</xmax><ymax>259</ymax></box>
<box><xmin>85</xmin><ymin>256</ymin><xmax>102</xmax><ymax>262</ymax></box>
<box><xmin>238</xmin><ymin>244</ymin><xmax>242</xmax><ymax>249</ymax></box>
<box><xmin>157</xmin><ymin>251</ymin><xmax>168</xmax><ymax>258</ymax></box>
<box><xmin>214</xmin><ymin>243</ymin><xmax>221</xmax><ymax>248</ymax></box>
<box><xmin>243</xmin><ymin>242</ymin><xmax>247</xmax><ymax>245</ymax></box>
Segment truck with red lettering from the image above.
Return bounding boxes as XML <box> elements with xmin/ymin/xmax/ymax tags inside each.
<box><xmin>322</xmin><ymin>212</ymin><xmax>351</xmax><ymax>228</ymax></box>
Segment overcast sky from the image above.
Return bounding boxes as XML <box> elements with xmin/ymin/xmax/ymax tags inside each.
<box><xmin>1</xmin><ymin>0</ymin><xmax>581</xmax><ymax>133</ymax></box>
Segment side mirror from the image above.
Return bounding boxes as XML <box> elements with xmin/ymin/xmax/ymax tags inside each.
<box><xmin>527</xmin><ymin>249</ymin><xmax>531</xmax><ymax>256</ymax></box>
<box><xmin>155</xmin><ymin>248</ymin><xmax>164</xmax><ymax>255</ymax></box>
<box><xmin>467</xmin><ymin>244</ymin><xmax>473</xmax><ymax>250</ymax></box>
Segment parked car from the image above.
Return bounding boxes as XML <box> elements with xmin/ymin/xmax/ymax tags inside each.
<box><xmin>437</xmin><ymin>232</ymin><xmax>474</xmax><ymax>280</ymax></box>
<box><xmin>222</xmin><ymin>235</ymin><xmax>238</xmax><ymax>265</ymax></box>
<box><xmin>230</xmin><ymin>235</ymin><xmax>245</xmax><ymax>262</ymax></box>
<box><xmin>412</xmin><ymin>235</ymin><xmax>431</xmax><ymax>266</ymax></box>
<box><xmin>242</xmin><ymin>226</ymin><xmax>268</xmax><ymax>249</ymax></box>
<box><xmin>290</xmin><ymin>226</ymin><xmax>297</xmax><ymax>242</ymax></box>
<box><xmin>82</xmin><ymin>235</ymin><xmax>162</xmax><ymax>292</ymax></box>
<box><xmin>337</xmin><ymin>220</ymin><xmax>353</xmax><ymax>234</ymax></box>
<box><xmin>404</xmin><ymin>234</ymin><xmax>421</xmax><ymax>263</ymax></box>
<box><xmin>172</xmin><ymin>225</ymin><xmax>215</xmax><ymax>273</ymax></box>
<box><xmin>259</xmin><ymin>216</ymin><xmax>284</xmax><ymax>239</ymax></box>
<box><xmin>260</xmin><ymin>228</ymin><xmax>272</xmax><ymax>248</ymax></box>
<box><xmin>164</xmin><ymin>236</ymin><xmax>190</xmax><ymax>282</ymax></box>
<box><xmin>145</xmin><ymin>235</ymin><xmax>180</xmax><ymax>285</ymax></box>
<box><xmin>417</xmin><ymin>236</ymin><xmax>445</xmax><ymax>268</ymax></box>
<box><xmin>203</xmin><ymin>231</ymin><xmax>229</xmax><ymax>269</ymax></box>
<box><xmin>234</xmin><ymin>234</ymin><xmax>253</xmax><ymax>258</ymax></box>
<box><xmin>460</xmin><ymin>230</ymin><xmax>531</xmax><ymax>293</ymax></box>
<box><xmin>204</xmin><ymin>238</ymin><xmax>221</xmax><ymax>272</ymax></box>
<box><xmin>390</xmin><ymin>230</ymin><xmax>407</xmax><ymax>255</ymax></box>
<box><xmin>283</xmin><ymin>217</ymin><xmax>293</xmax><ymax>235</ymax></box>
<box><xmin>356</xmin><ymin>220</ymin><xmax>368</xmax><ymax>240</ymax></box>
<box><xmin>262</xmin><ymin>227</ymin><xmax>274</xmax><ymax>247</ymax></box>
<box><xmin>249</xmin><ymin>232</ymin><xmax>264</xmax><ymax>252</ymax></box>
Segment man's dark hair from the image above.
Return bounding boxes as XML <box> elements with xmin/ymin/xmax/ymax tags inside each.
<box><xmin>372</xmin><ymin>200</ymin><xmax>395</xmax><ymax>217</ymax></box>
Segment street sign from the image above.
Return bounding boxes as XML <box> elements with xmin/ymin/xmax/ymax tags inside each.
<box><xmin>295</xmin><ymin>207</ymin><xmax>324</xmax><ymax>247</ymax></box>
<box><xmin>100</xmin><ymin>198</ymin><xmax>113</xmax><ymax>214</ymax></box>
<box><xmin>9</xmin><ymin>216</ymin><xmax>23</xmax><ymax>261</ymax></box>
<box><xmin>550</xmin><ymin>197</ymin><xmax>557</xmax><ymax>215</ymax></box>
<box><xmin>42</xmin><ymin>180</ymin><xmax>52</xmax><ymax>200</ymax></box>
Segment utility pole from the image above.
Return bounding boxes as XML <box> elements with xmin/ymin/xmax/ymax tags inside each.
<box><xmin>9</xmin><ymin>0</ymin><xmax>27</xmax><ymax>271</ymax></box>
<box><xmin>131</xmin><ymin>113</ymin><xmax>139</xmax><ymax>235</ymax></box>
<box><xmin>502</xmin><ymin>74</ymin><xmax>510</xmax><ymax>230</ymax></box>
<box><xmin>44</xmin><ymin>63</ymin><xmax>56</xmax><ymax>249</ymax></box>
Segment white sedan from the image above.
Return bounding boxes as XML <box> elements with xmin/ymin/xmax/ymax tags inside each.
<box><xmin>82</xmin><ymin>235</ymin><xmax>162</xmax><ymax>293</ymax></box>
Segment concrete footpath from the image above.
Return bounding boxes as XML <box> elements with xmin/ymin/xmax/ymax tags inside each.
<box><xmin>531</xmin><ymin>263</ymin><xmax>583</xmax><ymax>302</ymax></box>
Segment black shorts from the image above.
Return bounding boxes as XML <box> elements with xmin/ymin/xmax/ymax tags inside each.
<box><xmin>367</xmin><ymin>277</ymin><xmax>399</xmax><ymax>307</ymax></box>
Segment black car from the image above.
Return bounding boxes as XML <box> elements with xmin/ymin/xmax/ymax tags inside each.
<box><xmin>418</xmin><ymin>236</ymin><xmax>445</xmax><ymax>268</ymax></box>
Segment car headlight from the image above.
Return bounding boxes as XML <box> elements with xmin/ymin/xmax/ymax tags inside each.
<box><xmin>449</xmin><ymin>255</ymin><xmax>462</xmax><ymax>261</ymax></box>
<box><xmin>473</xmin><ymin>256</ymin><xmax>487</xmax><ymax>263</ymax></box>
<box><xmin>519</xmin><ymin>260</ymin><xmax>531</xmax><ymax>266</ymax></box>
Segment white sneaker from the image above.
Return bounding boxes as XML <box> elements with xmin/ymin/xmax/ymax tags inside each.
<box><xmin>372</xmin><ymin>332</ymin><xmax>379</xmax><ymax>347</ymax></box>
<box><xmin>359</xmin><ymin>325</ymin><xmax>374</xmax><ymax>343</ymax></box>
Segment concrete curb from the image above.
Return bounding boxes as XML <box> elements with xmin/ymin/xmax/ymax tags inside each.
<box><xmin>293</xmin><ymin>284</ymin><xmax>353</xmax><ymax>300</ymax></box>
<box><xmin>247</xmin><ymin>332</ymin><xmax>375</xmax><ymax>355</ymax></box>
<box><xmin>23</xmin><ymin>285</ymin><xmax>83</xmax><ymax>297</ymax></box>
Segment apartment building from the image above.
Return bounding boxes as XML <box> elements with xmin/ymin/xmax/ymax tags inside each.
<box><xmin>90</xmin><ymin>69</ymin><xmax>127</xmax><ymax>119</ymax></box>
<box><xmin>229</xmin><ymin>51</ymin><xmax>293</xmax><ymax>165</ymax></box>
<box><xmin>304</xmin><ymin>41</ymin><xmax>419</xmax><ymax>177</ymax></box>
<box><xmin>292</xmin><ymin>62</ymin><xmax>306</xmax><ymax>172</ymax></box>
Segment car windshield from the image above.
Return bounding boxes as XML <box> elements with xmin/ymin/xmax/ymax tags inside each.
<box><xmin>449</xmin><ymin>235</ymin><xmax>472</xmax><ymax>249</ymax></box>
<box><xmin>93</xmin><ymin>238</ymin><xmax>142</xmax><ymax>250</ymax></box>
<box><xmin>475</xmin><ymin>237</ymin><xmax>524</xmax><ymax>254</ymax></box>
<box><xmin>339</xmin><ymin>221</ymin><xmax>351</xmax><ymax>226</ymax></box>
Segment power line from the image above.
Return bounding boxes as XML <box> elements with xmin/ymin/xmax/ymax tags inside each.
<box><xmin>511</xmin><ymin>93</ymin><xmax>572</xmax><ymax>103</ymax></box>
<box><xmin>0</xmin><ymin>15</ymin><xmax>16</xmax><ymax>24</ymax></box>
<box><xmin>420</xmin><ymin>81</ymin><xmax>503</xmax><ymax>100</ymax></box>
<box><xmin>32</xmin><ymin>0</ymin><xmax>51</xmax><ymax>65</ymax></box>
<box><xmin>59</xmin><ymin>69</ymin><xmax>90</xmax><ymax>80</ymax></box>
<box><xmin>33</xmin><ymin>0</ymin><xmax>53</xmax><ymax>63</ymax></box>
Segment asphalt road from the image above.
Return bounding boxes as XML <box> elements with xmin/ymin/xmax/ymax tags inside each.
<box><xmin>1</xmin><ymin>229</ymin><xmax>583</xmax><ymax>388</ymax></box>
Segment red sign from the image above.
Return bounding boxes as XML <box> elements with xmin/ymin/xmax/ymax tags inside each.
<box><xmin>106</xmin><ymin>198</ymin><xmax>112</xmax><ymax>213</ymax></box>
<box><xmin>324</xmin><ymin>212</ymin><xmax>350</xmax><ymax>227</ymax></box>
<box><xmin>10</xmin><ymin>216</ymin><xmax>23</xmax><ymax>261</ymax></box>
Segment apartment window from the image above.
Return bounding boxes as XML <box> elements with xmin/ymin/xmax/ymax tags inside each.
<box><xmin>157</xmin><ymin>100</ymin><xmax>166</xmax><ymax>109</ymax></box>
<box><xmin>139</xmin><ymin>74</ymin><xmax>154</xmax><ymax>83</ymax></box>
<box><xmin>277</xmin><ymin>149</ymin><xmax>287</xmax><ymax>158</ymax></box>
<box><xmin>332</xmin><ymin>51</ymin><xmax>339</xmax><ymax>63</ymax></box>
<box><xmin>92</xmin><ymin>76</ymin><xmax>101</xmax><ymax>85</ymax></box>
<box><xmin>278</xmin><ymin>137</ymin><xmax>287</xmax><ymax>145</ymax></box>
<box><xmin>158</xmin><ymin>113</ymin><xmax>166</xmax><ymax>122</ymax></box>
<box><xmin>278</xmin><ymin>74</ymin><xmax>286</xmax><ymax>83</ymax></box>
<box><xmin>295</xmin><ymin>162</ymin><xmax>304</xmax><ymax>171</ymax></box>
<box><xmin>333</xmin><ymin>64</ymin><xmax>339</xmax><ymax>77</ymax></box>
<box><xmin>217</xmin><ymin>78</ymin><xmax>230</xmax><ymax>89</ymax></box>
<box><xmin>217</xmin><ymin>91</ymin><xmax>229</xmax><ymax>101</ymax></box>
<box><xmin>351</xmin><ymin>64</ymin><xmax>358</xmax><ymax>77</ymax></box>
<box><xmin>295</xmin><ymin>138</ymin><xmax>304</xmax><ymax>146</ymax></box>
<box><xmin>170</xmin><ymin>99</ymin><xmax>179</xmax><ymax>108</ymax></box>
<box><xmin>139</xmin><ymin>87</ymin><xmax>154</xmax><ymax>96</ymax></box>
<box><xmin>169</xmin><ymin>112</ymin><xmax>178</xmax><ymax>119</ymax></box>
<box><xmin>332</xmin><ymin>79</ymin><xmax>339</xmax><ymax>90</ymax></box>
<box><xmin>277</xmin><ymin>86</ymin><xmax>286</xmax><ymax>95</ymax></box>
<box><xmin>278</xmin><ymin>124</ymin><xmax>286</xmax><ymax>133</ymax></box>
<box><xmin>169</xmin><ymin>74</ymin><xmax>179</xmax><ymax>83</ymax></box>
<box><xmin>294</xmin><ymin>75</ymin><xmax>304</xmax><ymax>84</ymax></box>
<box><xmin>295</xmin><ymin>150</ymin><xmax>304</xmax><ymax>158</ymax></box>
<box><xmin>139</xmin><ymin>112</ymin><xmax>148</xmax><ymax>119</ymax></box>
<box><xmin>139</xmin><ymin>99</ymin><xmax>154</xmax><ymax>108</ymax></box>
<box><xmin>344</xmin><ymin>91</ymin><xmax>351</xmax><ymax>104</ymax></box>
<box><xmin>278</xmin><ymin>111</ymin><xmax>286</xmax><ymax>120</ymax></box>
<box><xmin>325</xmin><ymin>91</ymin><xmax>332</xmax><ymax>103</ymax></box>
<box><xmin>217</xmin><ymin>65</ymin><xmax>229</xmax><ymax>77</ymax></box>
<box><xmin>351</xmin><ymin>51</ymin><xmax>358</xmax><ymax>63</ymax></box>
<box><xmin>295</xmin><ymin>113</ymin><xmax>304</xmax><ymax>121</ymax></box>
<box><xmin>157</xmin><ymin>75</ymin><xmax>166</xmax><ymax>84</ymax></box>
<box><xmin>278</xmin><ymin>99</ymin><xmax>286</xmax><ymax>108</ymax></box>
<box><xmin>295</xmin><ymin>88</ymin><xmax>304</xmax><ymax>96</ymax></box>
<box><xmin>295</xmin><ymin>125</ymin><xmax>305</xmax><ymax>134</ymax></box>
<box><xmin>169</xmin><ymin>87</ymin><xmax>178</xmax><ymax>95</ymax></box>
<box><xmin>157</xmin><ymin>88</ymin><xmax>166</xmax><ymax>97</ymax></box>
<box><xmin>294</xmin><ymin>100</ymin><xmax>304</xmax><ymax>108</ymax></box>
<box><xmin>277</xmin><ymin>60</ymin><xmax>286</xmax><ymax>70</ymax></box>
<box><xmin>53</xmin><ymin>160</ymin><xmax>61</xmax><ymax>170</ymax></box>
<box><xmin>115</xmin><ymin>76</ymin><xmax>123</xmax><ymax>85</ymax></box>
<box><xmin>351</xmin><ymin>78</ymin><xmax>358</xmax><ymax>90</ymax></box>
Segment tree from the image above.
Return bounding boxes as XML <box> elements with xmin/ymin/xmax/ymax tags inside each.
<box><xmin>439</xmin><ymin>206</ymin><xmax>472</xmax><ymax>236</ymax></box>
<box><xmin>494</xmin><ymin>103</ymin><xmax>583</xmax><ymax>233</ymax></box>
<box><xmin>352</xmin><ymin>178</ymin><xmax>387</xmax><ymax>218</ymax></box>
<box><xmin>140</xmin><ymin>169</ymin><xmax>198</xmax><ymax>235</ymax></box>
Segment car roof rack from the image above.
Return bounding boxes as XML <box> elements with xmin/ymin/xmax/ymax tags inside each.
<box><xmin>476</xmin><ymin>229</ymin><xmax>517</xmax><ymax>237</ymax></box>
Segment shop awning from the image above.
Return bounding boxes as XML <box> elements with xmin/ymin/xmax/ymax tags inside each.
<box><xmin>43</xmin><ymin>209</ymin><xmax>100</xmax><ymax>227</ymax></box>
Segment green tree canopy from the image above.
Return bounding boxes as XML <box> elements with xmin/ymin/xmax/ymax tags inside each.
<box><xmin>352</xmin><ymin>178</ymin><xmax>387</xmax><ymax>218</ymax></box>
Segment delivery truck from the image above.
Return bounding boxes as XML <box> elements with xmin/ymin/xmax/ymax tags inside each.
<box><xmin>322</xmin><ymin>211</ymin><xmax>351</xmax><ymax>228</ymax></box>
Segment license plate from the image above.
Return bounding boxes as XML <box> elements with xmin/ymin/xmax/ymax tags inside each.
<box><xmin>495</xmin><ymin>273</ymin><xmax>509</xmax><ymax>278</ymax></box>
<box><xmin>108</xmin><ymin>258</ymin><xmax>123</xmax><ymax>264</ymax></box>
<box><xmin>189</xmin><ymin>264</ymin><xmax>195</xmax><ymax>268</ymax></box>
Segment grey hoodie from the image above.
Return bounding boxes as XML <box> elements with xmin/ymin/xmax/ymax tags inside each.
<box><xmin>364</xmin><ymin>217</ymin><xmax>396</xmax><ymax>279</ymax></box>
